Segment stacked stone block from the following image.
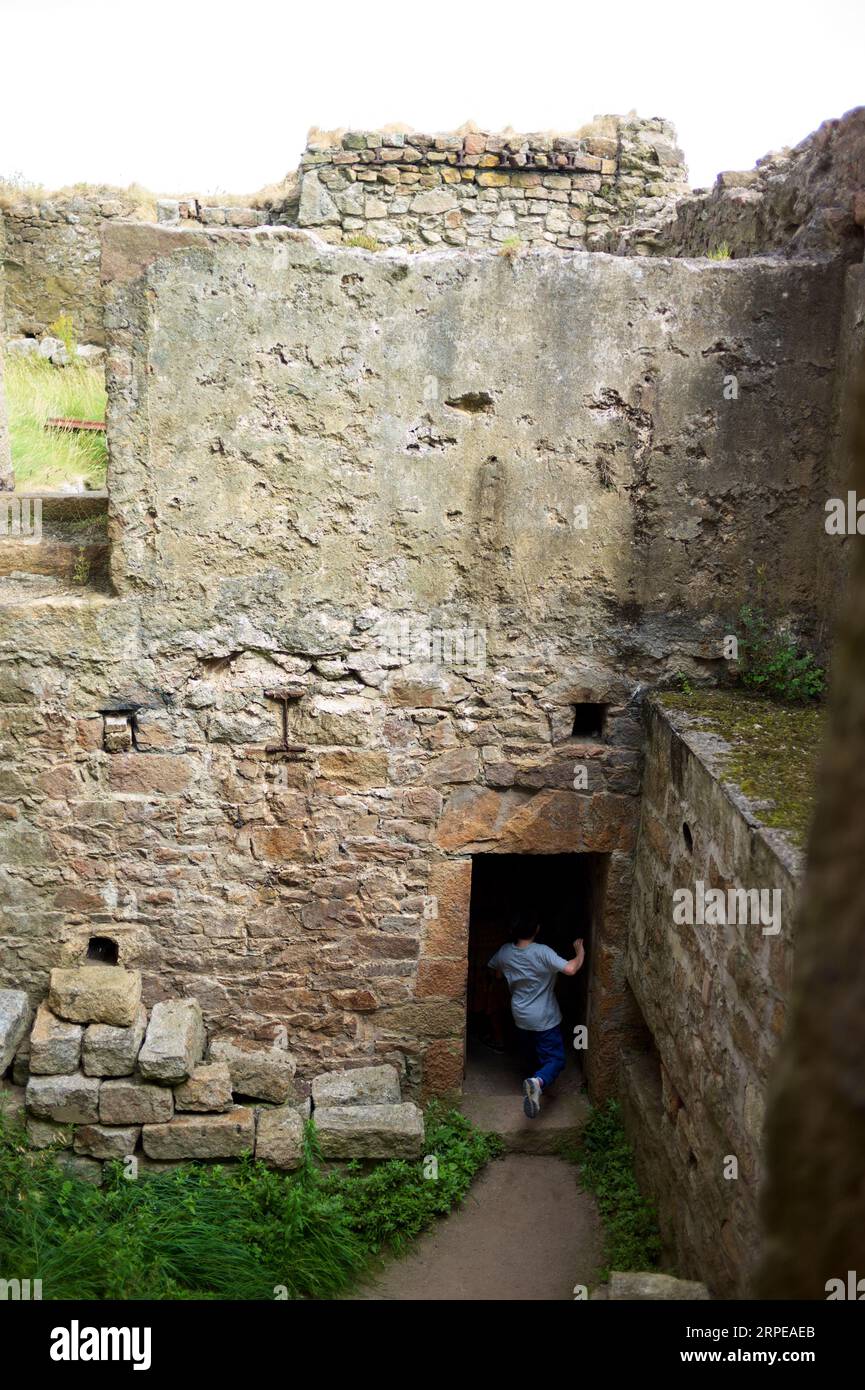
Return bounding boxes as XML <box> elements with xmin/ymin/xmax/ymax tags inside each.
<box><xmin>0</xmin><ymin>975</ymin><xmax>424</xmax><ymax>1180</ymax></box>
<box><xmin>156</xmin><ymin>199</ymin><xmax>269</xmax><ymax>229</ymax></box>
<box><xmin>297</xmin><ymin>118</ymin><xmax>687</xmax><ymax>251</ymax></box>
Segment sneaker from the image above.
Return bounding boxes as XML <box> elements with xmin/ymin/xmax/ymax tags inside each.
<box><xmin>523</xmin><ymin>1076</ymin><xmax>542</xmax><ymax>1119</ymax></box>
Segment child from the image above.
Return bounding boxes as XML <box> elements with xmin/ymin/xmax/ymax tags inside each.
<box><xmin>488</xmin><ymin>918</ymin><xmax>585</xmax><ymax>1118</ymax></box>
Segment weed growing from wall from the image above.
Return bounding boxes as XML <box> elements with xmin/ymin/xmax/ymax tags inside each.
<box><xmin>735</xmin><ymin>605</ymin><xmax>825</xmax><ymax>702</ymax></box>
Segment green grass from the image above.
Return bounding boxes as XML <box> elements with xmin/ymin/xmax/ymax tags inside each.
<box><xmin>560</xmin><ymin>1100</ymin><xmax>662</xmax><ymax>1278</ymax></box>
<box><xmin>0</xmin><ymin>1103</ymin><xmax>501</xmax><ymax>1300</ymax></box>
<box><xmin>344</xmin><ymin>233</ymin><xmax>382</xmax><ymax>251</ymax></box>
<box><xmin>3</xmin><ymin>353</ymin><xmax>107</xmax><ymax>490</ymax></box>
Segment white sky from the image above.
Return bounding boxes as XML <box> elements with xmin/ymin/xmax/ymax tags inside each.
<box><xmin>1</xmin><ymin>0</ymin><xmax>863</xmax><ymax>195</ymax></box>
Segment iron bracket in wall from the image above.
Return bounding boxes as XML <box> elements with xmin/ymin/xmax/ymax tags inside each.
<box><xmin>264</xmin><ymin>686</ymin><xmax>308</xmax><ymax>758</ymax></box>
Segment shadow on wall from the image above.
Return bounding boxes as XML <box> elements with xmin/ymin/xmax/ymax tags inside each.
<box><xmin>756</xmin><ymin>342</ymin><xmax>865</xmax><ymax>1299</ymax></box>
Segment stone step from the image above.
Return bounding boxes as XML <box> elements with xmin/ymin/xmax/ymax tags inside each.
<box><xmin>314</xmin><ymin>1102</ymin><xmax>424</xmax><ymax>1159</ymax></box>
<box><xmin>601</xmin><ymin>1271</ymin><xmax>711</xmax><ymax>1300</ymax></box>
<box><xmin>460</xmin><ymin>1089</ymin><xmax>590</xmax><ymax>1155</ymax></box>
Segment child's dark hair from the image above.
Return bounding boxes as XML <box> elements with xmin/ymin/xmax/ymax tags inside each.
<box><xmin>508</xmin><ymin>913</ymin><xmax>539</xmax><ymax>944</ymax></box>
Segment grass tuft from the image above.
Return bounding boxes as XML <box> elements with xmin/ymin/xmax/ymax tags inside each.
<box><xmin>344</xmin><ymin>233</ymin><xmax>383</xmax><ymax>252</ymax></box>
<box><xmin>3</xmin><ymin>353</ymin><xmax>107</xmax><ymax>490</ymax></box>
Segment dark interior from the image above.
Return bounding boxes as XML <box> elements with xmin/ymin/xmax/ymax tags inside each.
<box><xmin>466</xmin><ymin>852</ymin><xmax>606</xmax><ymax>1072</ymax></box>
<box><xmin>571</xmin><ymin>702</ymin><xmax>608</xmax><ymax>738</ymax></box>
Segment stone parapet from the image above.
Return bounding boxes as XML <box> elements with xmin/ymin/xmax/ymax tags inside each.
<box><xmin>297</xmin><ymin>117</ymin><xmax>687</xmax><ymax>251</ymax></box>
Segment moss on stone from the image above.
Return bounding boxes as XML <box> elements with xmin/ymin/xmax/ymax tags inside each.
<box><xmin>658</xmin><ymin>689</ymin><xmax>826</xmax><ymax>849</ymax></box>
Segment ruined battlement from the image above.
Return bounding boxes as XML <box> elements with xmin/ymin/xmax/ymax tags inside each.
<box><xmin>296</xmin><ymin>116</ymin><xmax>688</xmax><ymax>251</ymax></box>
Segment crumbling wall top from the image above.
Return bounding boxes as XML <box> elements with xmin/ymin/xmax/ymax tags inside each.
<box><xmin>296</xmin><ymin>116</ymin><xmax>688</xmax><ymax>252</ymax></box>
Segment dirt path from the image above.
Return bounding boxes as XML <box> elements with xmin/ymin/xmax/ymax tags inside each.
<box><xmin>354</xmin><ymin>1153</ymin><xmax>603</xmax><ymax>1301</ymax></box>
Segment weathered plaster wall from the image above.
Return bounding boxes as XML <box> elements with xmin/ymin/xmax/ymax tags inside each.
<box><xmin>621</xmin><ymin>699</ymin><xmax>799</xmax><ymax>1298</ymax></box>
<box><xmin>1</xmin><ymin>192</ymin><xmax>143</xmax><ymax>344</ymax></box>
<box><xmin>297</xmin><ymin>117</ymin><xmax>687</xmax><ymax>251</ymax></box>
<box><xmin>0</xmin><ymin>227</ymin><xmax>847</xmax><ymax>1106</ymax></box>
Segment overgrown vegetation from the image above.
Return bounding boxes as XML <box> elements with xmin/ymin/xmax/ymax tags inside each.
<box><xmin>735</xmin><ymin>603</ymin><xmax>825</xmax><ymax>702</ymax></box>
<box><xmin>659</xmin><ymin>687</ymin><xmax>825</xmax><ymax>847</ymax></box>
<box><xmin>0</xmin><ymin>1103</ymin><xmax>500</xmax><ymax>1300</ymax></box>
<box><xmin>499</xmin><ymin>235</ymin><xmax>522</xmax><ymax>259</ymax></box>
<box><xmin>707</xmin><ymin>241</ymin><xmax>732</xmax><ymax>260</ymax></box>
<box><xmin>3</xmin><ymin>353</ymin><xmax>107</xmax><ymax>489</ymax></box>
<box><xmin>561</xmin><ymin>1100</ymin><xmax>662</xmax><ymax>1278</ymax></box>
<box><xmin>48</xmin><ymin>313</ymin><xmax>78</xmax><ymax>362</ymax></box>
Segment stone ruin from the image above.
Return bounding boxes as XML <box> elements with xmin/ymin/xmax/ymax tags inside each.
<box><xmin>0</xmin><ymin>105</ymin><xmax>864</xmax><ymax>1298</ymax></box>
<box><xmin>0</xmin><ymin>968</ymin><xmax>422</xmax><ymax>1182</ymax></box>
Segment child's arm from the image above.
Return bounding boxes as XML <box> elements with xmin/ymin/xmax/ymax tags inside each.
<box><xmin>560</xmin><ymin>939</ymin><xmax>585</xmax><ymax>976</ymax></box>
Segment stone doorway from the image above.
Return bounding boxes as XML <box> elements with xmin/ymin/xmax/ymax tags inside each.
<box><xmin>464</xmin><ymin>852</ymin><xmax>607</xmax><ymax>1091</ymax></box>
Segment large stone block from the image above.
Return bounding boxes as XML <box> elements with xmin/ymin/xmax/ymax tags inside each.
<box><xmin>100</xmin><ymin>1078</ymin><xmax>174</xmax><ymax>1125</ymax></box>
<box><xmin>174</xmin><ymin>1062</ymin><xmax>233</xmax><ymax>1113</ymax></box>
<box><xmin>73</xmin><ymin>1124</ymin><xmax>140</xmax><ymax>1160</ymax></box>
<box><xmin>314</xmin><ymin>1103</ymin><xmax>424</xmax><ymax>1159</ymax></box>
<box><xmin>298</xmin><ymin>171</ymin><xmax>339</xmax><ymax>226</ymax></box>
<box><xmin>27</xmin><ymin>1117</ymin><xmax>73</xmax><ymax>1148</ymax></box>
<box><xmin>255</xmin><ymin>1105</ymin><xmax>305</xmax><ymax>1170</ymax></box>
<box><xmin>54</xmin><ymin>1153</ymin><xmax>103</xmax><ymax>1186</ymax></box>
<box><xmin>0</xmin><ymin>989</ymin><xmax>30</xmax><ymax>1073</ymax></box>
<box><xmin>142</xmin><ymin>1108</ymin><xmax>255</xmax><ymax>1160</ymax></box>
<box><xmin>607</xmin><ymin>1271</ymin><xmax>710</xmax><ymax>1300</ymax></box>
<box><xmin>29</xmin><ymin>1004</ymin><xmax>83</xmax><ymax>1075</ymax></box>
<box><xmin>138</xmin><ymin>999</ymin><xmax>205</xmax><ymax>1083</ymax></box>
<box><xmin>26</xmin><ymin>1072</ymin><xmax>100</xmax><ymax>1124</ymax></box>
<box><xmin>311</xmin><ymin>1064</ymin><xmax>400</xmax><ymax>1108</ymax></box>
<box><xmin>48</xmin><ymin>966</ymin><xmax>142</xmax><ymax>1027</ymax></box>
<box><xmin>82</xmin><ymin>1004</ymin><xmax>147</xmax><ymax>1077</ymax></box>
<box><xmin>209</xmin><ymin>1036</ymin><xmax>296</xmax><ymax>1103</ymax></box>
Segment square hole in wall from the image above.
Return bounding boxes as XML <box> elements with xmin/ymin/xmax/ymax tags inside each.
<box><xmin>571</xmin><ymin>703</ymin><xmax>608</xmax><ymax>739</ymax></box>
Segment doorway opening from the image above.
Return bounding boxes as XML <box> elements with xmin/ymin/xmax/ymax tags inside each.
<box><xmin>465</xmin><ymin>852</ymin><xmax>607</xmax><ymax>1097</ymax></box>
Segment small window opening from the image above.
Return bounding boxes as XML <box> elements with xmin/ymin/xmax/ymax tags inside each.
<box><xmin>100</xmin><ymin>701</ymin><xmax>142</xmax><ymax>752</ymax></box>
<box><xmin>682</xmin><ymin>822</ymin><xmax>694</xmax><ymax>853</ymax></box>
<box><xmin>87</xmin><ymin>936</ymin><xmax>119</xmax><ymax>965</ymax></box>
<box><xmin>571</xmin><ymin>703</ymin><xmax>608</xmax><ymax>739</ymax></box>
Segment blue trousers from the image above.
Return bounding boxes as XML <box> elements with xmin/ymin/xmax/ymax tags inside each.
<box><xmin>518</xmin><ymin>1024</ymin><xmax>566</xmax><ymax>1089</ymax></box>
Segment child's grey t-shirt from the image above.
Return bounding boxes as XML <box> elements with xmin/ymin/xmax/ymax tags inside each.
<box><xmin>487</xmin><ymin>943</ymin><xmax>569</xmax><ymax>1032</ymax></box>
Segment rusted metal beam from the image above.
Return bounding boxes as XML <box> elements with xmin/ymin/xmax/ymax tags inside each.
<box><xmin>44</xmin><ymin>417</ymin><xmax>106</xmax><ymax>433</ymax></box>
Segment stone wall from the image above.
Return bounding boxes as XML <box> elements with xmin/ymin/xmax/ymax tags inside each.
<box><xmin>0</xmin><ymin>971</ymin><xmax>423</xmax><ymax>1178</ymax></box>
<box><xmin>620</xmin><ymin>106</ymin><xmax>865</xmax><ymax>260</ymax></box>
<box><xmin>0</xmin><ymin>191</ymin><xmax>146</xmax><ymax>344</ymax></box>
<box><xmin>0</xmin><ymin>225</ymin><xmax>848</xmax><ymax>1111</ymax></box>
<box><xmin>621</xmin><ymin>698</ymin><xmax>799</xmax><ymax>1298</ymax></box>
<box><xmin>156</xmin><ymin>188</ymin><xmax>299</xmax><ymax>230</ymax></box>
<box><xmin>297</xmin><ymin>117</ymin><xmax>688</xmax><ymax>251</ymax></box>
